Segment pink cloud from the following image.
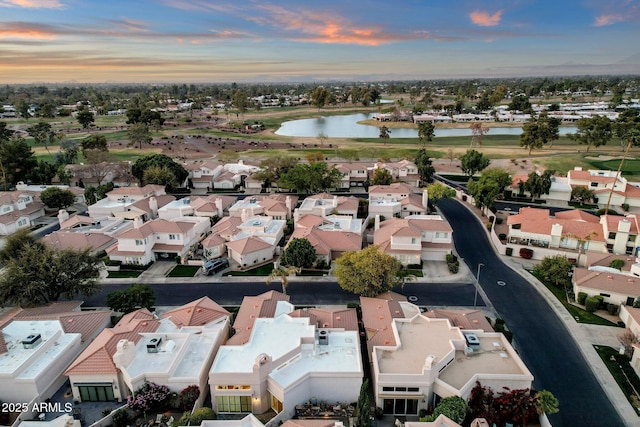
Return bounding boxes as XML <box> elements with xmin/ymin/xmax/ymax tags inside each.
<box><xmin>0</xmin><ymin>0</ymin><xmax>64</xmax><ymax>8</ymax></box>
<box><xmin>0</xmin><ymin>22</ymin><xmax>57</xmax><ymax>39</ymax></box>
<box><xmin>594</xmin><ymin>14</ymin><xmax>626</xmax><ymax>26</ymax></box>
<box><xmin>469</xmin><ymin>10</ymin><xmax>504</xmax><ymax>27</ymax></box>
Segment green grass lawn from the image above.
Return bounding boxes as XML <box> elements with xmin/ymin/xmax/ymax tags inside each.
<box><xmin>589</xmin><ymin>158</ymin><xmax>640</xmax><ymax>175</ymax></box>
<box><xmin>107</xmin><ymin>270</ymin><xmax>142</xmax><ymax>278</ymax></box>
<box><xmin>227</xmin><ymin>264</ymin><xmax>274</xmax><ymax>276</ymax></box>
<box><xmin>594</xmin><ymin>345</ymin><xmax>640</xmax><ymax>413</ymax></box>
<box><xmin>531</xmin><ymin>271</ymin><xmax>617</xmax><ymax>326</ymax></box>
<box><xmin>398</xmin><ymin>269</ymin><xmax>424</xmax><ymax>278</ymax></box>
<box><xmin>167</xmin><ymin>265</ymin><xmax>201</xmax><ymax>277</ymax></box>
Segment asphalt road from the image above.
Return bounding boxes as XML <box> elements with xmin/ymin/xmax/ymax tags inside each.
<box><xmin>438</xmin><ymin>198</ymin><xmax>623</xmax><ymax>427</ymax></box>
<box><xmin>85</xmin><ymin>280</ymin><xmax>483</xmax><ymax>308</ymax></box>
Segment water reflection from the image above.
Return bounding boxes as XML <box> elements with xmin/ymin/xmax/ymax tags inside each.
<box><xmin>275</xmin><ymin>113</ymin><xmax>576</xmax><ymax>138</ymax></box>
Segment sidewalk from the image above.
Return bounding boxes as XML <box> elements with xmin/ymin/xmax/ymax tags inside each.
<box><xmin>459</xmin><ymin>199</ymin><xmax>639</xmax><ymax>425</ymax></box>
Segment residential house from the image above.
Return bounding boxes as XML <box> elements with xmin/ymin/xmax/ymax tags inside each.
<box><xmin>186</xmin><ymin>161</ymin><xmax>223</xmax><ymax>190</ymax></box>
<box><xmin>509</xmin><ymin>174</ymin><xmax>572</xmax><ymax>203</ymax></box>
<box><xmin>289</xmin><ymin>214</ymin><xmax>363</xmax><ymax>265</ymax></box>
<box><xmin>106</xmin><ymin>216</ymin><xmax>210</xmax><ymax>265</ymax></box>
<box><xmin>0</xmin><ymin>302</ymin><xmax>110</xmax><ymax>404</ymax></box>
<box><xmin>209</xmin><ymin>302</ymin><xmax>362</xmax><ymax>416</ymax></box>
<box><xmin>334</xmin><ymin>163</ymin><xmax>369</xmax><ymax>189</ymax></box>
<box><xmin>599</xmin><ymin>214</ymin><xmax>640</xmax><ymax>256</ymax></box>
<box><xmin>361</xmin><ymin>295</ymin><xmax>533</xmax><ymax>416</ymax></box>
<box><xmin>374</xmin><ymin>160</ymin><xmax>420</xmax><ymax>187</ymax></box>
<box><xmin>423</xmin><ymin>309</ymin><xmax>494</xmax><ymax>332</ymax></box>
<box><xmin>66</xmin><ymin>298</ymin><xmax>231</xmax><ymax>403</ymax></box>
<box><xmin>158</xmin><ymin>195</ymin><xmax>236</xmax><ymax>220</ymax></box>
<box><xmin>214</xmin><ymin>161</ymin><xmax>261</xmax><ymax>190</ymax></box>
<box><xmin>226</xmin><ymin>291</ymin><xmax>290</xmax><ymax>346</ymax></box>
<box><xmin>223</xmin><ymin>215</ymin><xmax>285</xmax><ymax>268</ymax></box>
<box><xmin>572</xmin><ymin>267</ymin><xmax>640</xmax><ymax>307</ymax></box>
<box><xmin>373</xmin><ymin>215</ymin><xmax>453</xmax><ymax>265</ymax></box>
<box><xmin>369</xmin><ymin>183</ymin><xmax>427</xmax><ymax>219</ymax></box>
<box><xmin>15</xmin><ymin>183</ymin><xmax>85</xmax><ymax>204</ymax></box>
<box><xmin>88</xmin><ymin>184</ymin><xmax>169</xmax><ymax>219</ymax></box>
<box><xmin>229</xmin><ymin>195</ymin><xmax>298</xmax><ymax>220</ymax></box>
<box><xmin>0</xmin><ymin>191</ymin><xmax>45</xmax><ymax>235</ymax></box>
<box><xmin>567</xmin><ymin>167</ymin><xmax>640</xmax><ymax>213</ymax></box>
<box><xmin>506</xmin><ymin>207</ymin><xmax>607</xmax><ymax>261</ymax></box>
<box><xmin>42</xmin><ymin>230</ymin><xmax>114</xmax><ymax>254</ymax></box>
<box><xmin>201</xmin><ymin>217</ymin><xmax>243</xmax><ymax>260</ymax></box>
<box><xmin>65</xmin><ymin>162</ymin><xmax>134</xmax><ymax>188</ymax></box>
<box><xmin>294</xmin><ymin>193</ymin><xmax>359</xmax><ymax>219</ymax></box>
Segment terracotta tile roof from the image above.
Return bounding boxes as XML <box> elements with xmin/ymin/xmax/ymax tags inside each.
<box><xmin>202</xmin><ymin>233</ymin><xmax>226</xmax><ymax>247</ymax></box>
<box><xmin>295</xmin><ymin>214</ymin><xmax>325</xmax><ymax>229</ymax></box>
<box><xmin>369</xmin><ymin>182</ymin><xmax>413</xmax><ymax>195</ymax></box>
<box><xmin>603</xmin><ymin>214</ymin><xmax>640</xmax><ymax>234</ymax></box>
<box><xmin>568</xmin><ymin>169</ymin><xmax>616</xmax><ymax>184</ymax></box>
<box><xmin>508</xmin><ymin>207</ymin><xmax>605</xmax><ymax>241</ymax></box>
<box><xmin>108</xmin><ymin>184</ymin><xmax>165</xmax><ymax>196</ymax></box>
<box><xmin>119</xmin><ymin>218</ymin><xmax>196</xmax><ymax>239</ymax></box>
<box><xmin>289</xmin><ymin>307</ymin><xmax>358</xmax><ymax>330</ymax></box>
<box><xmin>423</xmin><ymin>309</ymin><xmax>493</xmax><ymax>332</ymax></box>
<box><xmin>227</xmin><ymin>291</ymin><xmax>289</xmax><ymax>345</ymax></box>
<box><xmin>511</xmin><ymin>174</ymin><xmax>529</xmax><ymax>187</ymax></box>
<box><xmin>211</xmin><ymin>216</ymin><xmax>243</xmax><ymax>237</ymax></box>
<box><xmin>586</xmin><ymin>252</ymin><xmax>635</xmax><ymax>271</ymax></box>
<box><xmin>289</xmin><ymin>227</ymin><xmax>362</xmax><ymax>256</ymax></box>
<box><xmin>18</xmin><ymin>310</ymin><xmax>111</xmax><ymax>342</ymax></box>
<box><xmin>42</xmin><ymin>231</ymin><xmax>114</xmax><ymax>251</ymax></box>
<box><xmin>226</xmin><ymin>236</ymin><xmax>272</xmax><ymax>254</ymax></box>
<box><xmin>14</xmin><ymin>301</ymin><xmax>83</xmax><ymax>316</ymax></box>
<box><xmin>507</xmin><ymin>207</ymin><xmax>551</xmax><ymax>223</ymax></box>
<box><xmin>337</xmin><ymin>196</ymin><xmax>359</xmax><ymax>212</ymax></box>
<box><xmin>360</xmin><ymin>295</ymin><xmax>406</xmax><ymax>352</ymax></box>
<box><xmin>214</xmin><ymin>170</ymin><xmax>236</xmax><ymax>182</ymax></box>
<box><xmin>573</xmin><ymin>267</ymin><xmax>640</xmax><ymax>295</ymax></box>
<box><xmin>308</xmin><ymin>192</ymin><xmax>334</xmax><ymax>200</ymax></box>
<box><xmin>161</xmin><ymin>297</ymin><xmax>230</xmax><ymax>327</ymax></box>
<box><xmin>65</xmin><ymin>308</ymin><xmax>160</xmax><ymax>375</ymax></box>
<box><xmin>400</xmin><ymin>194</ymin><xmax>427</xmax><ymax>210</ymax></box>
<box><xmin>130</xmin><ymin>195</ymin><xmax>175</xmax><ymax>212</ymax></box>
<box><xmin>0</xmin><ymin>201</ymin><xmax>44</xmax><ymax>224</ymax></box>
<box><xmin>374</xmin><ymin>217</ymin><xmax>452</xmax><ymax>246</ymax></box>
<box><xmin>554</xmin><ymin>210</ymin><xmax>600</xmax><ymax>223</ymax></box>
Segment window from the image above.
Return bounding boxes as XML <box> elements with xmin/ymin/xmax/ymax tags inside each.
<box><xmin>135</xmin><ymin>239</ymin><xmax>143</xmax><ymax>246</ymax></box>
<box><xmin>216</xmin><ymin>385</ymin><xmax>250</xmax><ymax>390</ymax></box>
<box><xmin>411</xmin><ymin>238</ymin><xmax>416</xmax><ymax>244</ymax></box>
<box><xmin>216</xmin><ymin>396</ymin><xmax>251</xmax><ymax>413</ymax></box>
<box><xmin>271</xmin><ymin>394</ymin><xmax>283</xmax><ymax>413</ymax></box>
<box><xmin>629</xmin><ymin>235</ymin><xmax>637</xmax><ymax>243</ymax></box>
<box><xmin>169</xmin><ymin>234</ymin><xmax>176</xmax><ymax>240</ymax></box>
<box><xmin>2</xmin><ymin>206</ymin><xmax>10</xmax><ymax>212</ymax></box>
<box><xmin>17</xmin><ymin>219</ymin><xmax>27</xmax><ymax>226</ymax></box>
<box><xmin>436</xmin><ymin>232</ymin><xmax>448</xmax><ymax>239</ymax></box>
<box><xmin>609</xmin><ymin>232</ymin><xmax>617</xmax><ymax>239</ymax></box>
<box><xmin>599</xmin><ymin>293</ymin><xmax>611</xmax><ymax>298</ymax></box>
<box><xmin>590</xmin><ymin>182</ymin><xmax>598</xmax><ymax>187</ymax></box>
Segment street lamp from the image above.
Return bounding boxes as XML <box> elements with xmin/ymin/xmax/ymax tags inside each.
<box><xmin>474</xmin><ymin>263</ymin><xmax>484</xmax><ymax>308</ymax></box>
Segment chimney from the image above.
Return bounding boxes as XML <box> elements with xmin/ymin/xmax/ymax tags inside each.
<box><xmin>149</xmin><ymin>197</ymin><xmax>158</xmax><ymax>219</ymax></box>
<box><xmin>133</xmin><ymin>216</ymin><xmax>144</xmax><ymax>228</ymax></box>
<box><xmin>374</xmin><ymin>214</ymin><xmax>380</xmax><ymax>231</ymax></box>
<box><xmin>241</xmin><ymin>208</ymin><xmax>249</xmax><ymax>222</ymax></box>
<box><xmin>619</xmin><ymin>219</ymin><xmax>631</xmax><ymax>233</ymax></box>
<box><xmin>422</xmin><ymin>189</ymin><xmax>429</xmax><ymax>210</ymax></box>
<box><xmin>113</xmin><ymin>339</ymin><xmax>136</xmax><ymax>368</ymax></box>
<box><xmin>58</xmin><ymin>209</ymin><xmax>70</xmax><ymax>225</ymax></box>
<box><xmin>215</xmin><ymin>197</ymin><xmax>223</xmax><ymax>217</ymax></box>
<box><xmin>551</xmin><ymin>223</ymin><xmax>563</xmax><ymax>237</ymax></box>
<box><xmin>285</xmin><ymin>196</ymin><xmax>292</xmax><ymax>217</ymax></box>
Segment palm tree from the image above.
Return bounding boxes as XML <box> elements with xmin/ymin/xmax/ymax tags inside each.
<box><xmin>266</xmin><ymin>264</ymin><xmax>301</xmax><ymax>295</ymax></box>
<box><xmin>534</xmin><ymin>390</ymin><xmax>559</xmax><ymax>416</ymax></box>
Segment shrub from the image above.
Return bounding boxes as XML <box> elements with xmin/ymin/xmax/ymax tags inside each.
<box><xmin>607</xmin><ymin>303</ymin><xmax>619</xmax><ymax>315</ymax></box>
<box><xmin>578</xmin><ymin>292</ymin><xmax>588</xmax><ymax>305</ymax></box>
<box><xmin>446</xmin><ymin>253</ymin><xmax>457</xmax><ymax>263</ymax></box>
<box><xmin>486</xmin><ymin>222</ymin><xmax>492</xmax><ymax>231</ymax></box>
<box><xmin>594</xmin><ymin>295</ymin><xmax>604</xmax><ymax>308</ymax></box>
<box><xmin>179</xmin><ymin>385</ymin><xmax>200</xmax><ymax>411</ymax></box>
<box><xmin>495</xmin><ymin>217</ymin><xmax>503</xmax><ymax>224</ymax></box>
<box><xmin>609</xmin><ymin>259</ymin><xmax>625</xmax><ymax>270</ymax></box>
<box><xmin>498</xmin><ymin>233</ymin><xmax>507</xmax><ymax>240</ymax></box>
<box><xmin>112</xmin><ymin>410</ymin><xmax>129</xmax><ymax>427</ymax></box>
<box><xmin>519</xmin><ymin>248</ymin><xmax>534</xmax><ymax>259</ymax></box>
<box><xmin>634</xmin><ymin>297</ymin><xmax>640</xmax><ymax>308</ymax></box>
<box><xmin>418</xmin><ymin>409</ymin><xmax>428</xmax><ymax>418</ymax></box>
<box><xmin>505</xmin><ymin>247</ymin><xmax>513</xmax><ymax>256</ymax></box>
<box><xmin>447</xmin><ymin>262</ymin><xmax>459</xmax><ymax>274</ymax></box>
<box><xmin>126</xmin><ymin>382</ymin><xmax>171</xmax><ymax>413</ymax></box>
<box><xmin>495</xmin><ymin>318</ymin><xmax>505</xmax><ymax>327</ymax></box>
<box><xmin>189</xmin><ymin>407</ymin><xmax>217</xmax><ymax>425</ymax></box>
<box><xmin>623</xmin><ymin>203</ymin><xmax>630</xmax><ymax>211</ymax></box>
<box><xmin>375</xmin><ymin>407</ymin><xmax>384</xmax><ymax>420</ymax></box>
<box><xmin>176</xmin><ymin>412</ymin><xmax>190</xmax><ymax>427</ymax></box>
<box><xmin>585</xmin><ymin>296</ymin><xmax>600</xmax><ymax>313</ymax></box>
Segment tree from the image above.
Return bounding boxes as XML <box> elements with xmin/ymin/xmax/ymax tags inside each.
<box><xmin>132</xmin><ymin>154</ymin><xmax>188</xmax><ymax>187</ymax></box>
<box><xmin>533</xmin><ymin>255</ymin><xmax>573</xmax><ymax>289</ymax></box>
<box><xmin>266</xmin><ymin>265</ymin><xmax>300</xmax><ymax>295</ymax></box>
<box><xmin>446</xmin><ymin>148</ymin><xmax>456</xmax><ymax>165</ymax></box>
<box><xmin>614</xmin><ymin>108</ymin><xmax>640</xmax><ymax>146</ymax></box>
<box><xmin>81</xmin><ymin>134</ymin><xmax>108</xmax><ymax>154</ymax></box>
<box><xmin>317</xmin><ymin>131</ymin><xmax>328</xmax><ymax>146</ymax></box>
<box><xmin>379</xmin><ymin>125</ymin><xmax>390</xmax><ymax>144</ymax></box>
<box><xmin>253</xmin><ymin>156</ymin><xmax>298</xmax><ymax>189</ymax></box>
<box><xmin>106</xmin><ymin>283</ymin><xmax>156</xmax><ymax>314</ymax></box>
<box><xmin>40</xmin><ymin>187</ymin><xmax>76</xmax><ymax>209</ymax></box>
<box><xmin>55</xmin><ymin>139</ymin><xmax>79</xmax><ymax>165</ymax></box>
<box><xmin>305</xmin><ymin>151</ymin><xmax>324</xmax><ymax>163</ymax></box>
<box><xmin>415</xmin><ymin>148</ymin><xmax>435</xmax><ymax>184</ymax></box>
<box><xmin>508</xmin><ymin>94</ymin><xmax>531</xmax><ymax>112</ymax></box>
<box><xmin>232</xmin><ymin>90</ymin><xmax>248</xmax><ymax>119</ymax></box>
<box><xmin>468</xmin><ymin>176</ymin><xmax>501</xmax><ymax>211</ymax></box>
<box><xmin>570</xmin><ymin>186</ymin><xmax>595</xmax><ymax>204</ymax></box>
<box><xmin>143</xmin><ymin>165</ymin><xmax>179</xmax><ymax>191</ymax></box>
<box><xmin>470</xmin><ymin>122</ymin><xmax>489</xmax><ymax>147</ymax></box>
<box><xmin>127</xmin><ymin>382</ymin><xmax>171</xmax><ymax>414</ymax></box>
<box><xmin>460</xmin><ymin>149</ymin><xmax>490</xmax><ymax>177</ymax></box>
<box><xmin>427</xmin><ymin>182</ymin><xmax>456</xmax><ymax>205</ymax></box>
<box><xmin>281</xmin><ymin>238</ymin><xmax>316</xmax><ymax>268</ymax></box>
<box><xmin>179</xmin><ymin>385</ymin><xmax>200</xmax><ymax>411</ymax></box>
<box><xmin>16</xmin><ymin>100</ymin><xmax>30</xmax><ymax>120</ymax></box>
<box><xmin>279</xmin><ymin>162</ymin><xmax>342</xmax><ymax>193</ymax></box>
<box><xmin>618</xmin><ymin>330</ymin><xmax>639</xmax><ymax>357</ymax></box>
<box><xmin>26</xmin><ymin>121</ymin><xmax>55</xmax><ymax>152</ymax></box>
<box><xmin>26</xmin><ymin>160</ymin><xmax>57</xmax><ymax>185</ymax></box>
<box><xmin>371</xmin><ymin>168</ymin><xmax>393</xmax><ymax>185</ymax></box>
<box><xmin>128</xmin><ymin>123</ymin><xmax>152</xmax><ymax>149</ymax></box>
<box><xmin>0</xmin><ymin>136</ymin><xmax>37</xmax><ymax>185</ymax></box>
<box><xmin>524</xmin><ymin>170</ymin><xmax>555</xmax><ymax>200</ymax></box>
<box><xmin>570</xmin><ymin>115</ymin><xmax>613</xmax><ymax>152</ymax></box>
<box><xmin>57</xmin><ymin>166</ymin><xmax>73</xmax><ymax>185</ymax></box>
<box><xmin>534</xmin><ymin>390</ymin><xmax>560</xmax><ymax>416</ymax></box>
<box><xmin>417</xmin><ymin>121</ymin><xmax>435</xmax><ymax>148</ymax></box>
<box><xmin>430</xmin><ymin>396</ymin><xmax>469</xmax><ymax>424</ymax></box>
<box><xmin>76</xmin><ymin>109</ymin><xmax>95</xmax><ymax>128</ymax></box>
<box><xmin>0</xmin><ymin>228</ymin><xmax>42</xmax><ymax>264</ymax></box>
<box><xmin>311</xmin><ymin>86</ymin><xmax>330</xmax><ymax>110</ymax></box>
<box><xmin>519</xmin><ymin>112</ymin><xmax>560</xmax><ymax>155</ymax></box>
<box><xmin>335</xmin><ymin>245</ymin><xmax>401</xmax><ymax>297</ymax></box>
<box><xmin>0</xmin><ymin>245</ymin><xmax>101</xmax><ymax>306</ymax></box>
<box><xmin>355</xmin><ymin>379</ymin><xmax>371</xmax><ymax>427</ymax></box>
<box><xmin>0</xmin><ymin>122</ymin><xmax>14</xmax><ymax>142</ymax></box>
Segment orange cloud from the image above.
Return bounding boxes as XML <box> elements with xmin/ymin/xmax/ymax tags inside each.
<box><xmin>469</xmin><ymin>10</ymin><xmax>504</xmax><ymax>27</ymax></box>
<box><xmin>0</xmin><ymin>0</ymin><xmax>64</xmax><ymax>8</ymax></box>
<box><xmin>0</xmin><ymin>22</ymin><xmax>56</xmax><ymax>39</ymax></box>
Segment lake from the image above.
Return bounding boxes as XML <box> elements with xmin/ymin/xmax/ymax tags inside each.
<box><xmin>275</xmin><ymin>113</ymin><xmax>577</xmax><ymax>138</ymax></box>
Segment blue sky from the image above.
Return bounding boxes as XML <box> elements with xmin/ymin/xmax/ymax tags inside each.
<box><xmin>0</xmin><ymin>0</ymin><xmax>638</xmax><ymax>83</ymax></box>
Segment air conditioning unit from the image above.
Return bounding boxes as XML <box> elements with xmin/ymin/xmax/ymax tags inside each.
<box><xmin>146</xmin><ymin>337</ymin><xmax>162</xmax><ymax>353</ymax></box>
<box><xmin>318</xmin><ymin>329</ymin><xmax>329</xmax><ymax>345</ymax></box>
<box><xmin>22</xmin><ymin>333</ymin><xmax>42</xmax><ymax>349</ymax></box>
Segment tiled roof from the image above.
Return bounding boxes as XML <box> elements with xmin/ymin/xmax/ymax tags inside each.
<box><xmin>369</xmin><ymin>182</ymin><xmax>413</xmax><ymax>195</ymax></box>
<box><xmin>0</xmin><ymin>201</ymin><xmax>44</xmax><ymax>224</ymax></box>
<box><xmin>603</xmin><ymin>214</ymin><xmax>640</xmax><ymax>234</ymax></box>
<box><xmin>161</xmin><ymin>297</ymin><xmax>230</xmax><ymax>327</ymax></box>
<box><xmin>289</xmin><ymin>227</ymin><xmax>361</xmax><ymax>256</ymax></box>
<box><xmin>65</xmin><ymin>308</ymin><xmax>160</xmax><ymax>375</ymax></box>
<box><xmin>554</xmin><ymin>210</ymin><xmax>600</xmax><ymax>223</ymax></box>
<box><xmin>211</xmin><ymin>216</ymin><xmax>243</xmax><ymax>236</ymax></box>
<box><xmin>374</xmin><ymin>216</ymin><xmax>453</xmax><ymax>246</ymax></box>
<box><xmin>108</xmin><ymin>184</ymin><xmax>165</xmax><ymax>196</ymax></box>
<box><xmin>360</xmin><ymin>295</ymin><xmax>406</xmax><ymax>352</ymax></box>
<box><xmin>573</xmin><ymin>267</ymin><xmax>640</xmax><ymax>295</ymax></box>
<box><xmin>130</xmin><ymin>195</ymin><xmax>175</xmax><ymax>212</ymax></box>
<box><xmin>119</xmin><ymin>218</ymin><xmax>196</xmax><ymax>239</ymax></box>
<box><xmin>400</xmin><ymin>194</ymin><xmax>426</xmax><ymax>210</ymax></box>
<box><xmin>623</xmin><ymin>306</ymin><xmax>640</xmax><ymax>329</ymax></box>
<box><xmin>568</xmin><ymin>170</ymin><xmax>616</xmax><ymax>184</ymax></box>
<box><xmin>18</xmin><ymin>311</ymin><xmax>111</xmax><ymax>342</ymax></box>
<box><xmin>423</xmin><ymin>309</ymin><xmax>493</xmax><ymax>332</ymax></box>
<box><xmin>226</xmin><ymin>236</ymin><xmax>272</xmax><ymax>254</ymax></box>
<box><xmin>14</xmin><ymin>301</ymin><xmax>83</xmax><ymax>316</ymax></box>
<box><xmin>227</xmin><ymin>291</ymin><xmax>289</xmax><ymax>345</ymax></box>
<box><xmin>508</xmin><ymin>207</ymin><xmax>605</xmax><ymax>241</ymax></box>
<box><xmin>42</xmin><ymin>231</ymin><xmax>114</xmax><ymax>251</ymax></box>
<box><xmin>202</xmin><ymin>233</ymin><xmax>226</xmax><ymax>247</ymax></box>
<box><xmin>289</xmin><ymin>307</ymin><xmax>358</xmax><ymax>330</ymax></box>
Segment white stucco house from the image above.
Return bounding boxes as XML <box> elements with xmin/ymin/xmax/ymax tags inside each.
<box><xmin>369</xmin><ymin>183</ymin><xmax>427</xmax><ymax>219</ymax></box>
<box><xmin>0</xmin><ymin>191</ymin><xmax>45</xmax><ymax>236</ymax></box>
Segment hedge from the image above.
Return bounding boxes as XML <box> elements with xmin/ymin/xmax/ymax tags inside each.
<box><xmin>585</xmin><ymin>296</ymin><xmax>600</xmax><ymax>313</ymax></box>
<box><xmin>577</xmin><ymin>292</ymin><xmax>588</xmax><ymax>305</ymax></box>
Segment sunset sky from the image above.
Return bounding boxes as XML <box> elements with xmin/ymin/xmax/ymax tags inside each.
<box><xmin>0</xmin><ymin>0</ymin><xmax>639</xmax><ymax>83</ymax></box>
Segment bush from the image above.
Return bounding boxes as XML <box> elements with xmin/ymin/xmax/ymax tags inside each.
<box><xmin>634</xmin><ymin>297</ymin><xmax>640</xmax><ymax>308</ymax></box>
<box><xmin>112</xmin><ymin>409</ymin><xmax>129</xmax><ymax>427</ymax></box>
<box><xmin>495</xmin><ymin>318</ymin><xmax>505</xmax><ymax>327</ymax></box>
<box><xmin>498</xmin><ymin>233</ymin><xmax>507</xmax><ymax>240</ymax></box>
<box><xmin>495</xmin><ymin>217</ymin><xmax>503</xmax><ymax>224</ymax></box>
<box><xmin>189</xmin><ymin>407</ymin><xmax>217</xmax><ymax>425</ymax></box>
<box><xmin>176</xmin><ymin>412</ymin><xmax>190</xmax><ymax>427</ymax></box>
<box><xmin>519</xmin><ymin>248</ymin><xmax>534</xmax><ymax>259</ymax></box>
<box><xmin>505</xmin><ymin>247</ymin><xmax>513</xmax><ymax>256</ymax></box>
<box><xmin>578</xmin><ymin>292</ymin><xmax>588</xmax><ymax>305</ymax></box>
<box><xmin>375</xmin><ymin>407</ymin><xmax>384</xmax><ymax>420</ymax></box>
<box><xmin>446</xmin><ymin>253</ymin><xmax>458</xmax><ymax>263</ymax></box>
<box><xmin>609</xmin><ymin>259</ymin><xmax>625</xmax><ymax>270</ymax></box>
<box><xmin>594</xmin><ymin>295</ymin><xmax>604</xmax><ymax>308</ymax></box>
<box><xmin>623</xmin><ymin>203</ymin><xmax>630</xmax><ymax>211</ymax></box>
<box><xmin>585</xmin><ymin>296</ymin><xmax>600</xmax><ymax>313</ymax></box>
<box><xmin>418</xmin><ymin>409</ymin><xmax>428</xmax><ymax>418</ymax></box>
<box><xmin>179</xmin><ymin>385</ymin><xmax>200</xmax><ymax>411</ymax></box>
<box><xmin>607</xmin><ymin>303</ymin><xmax>619</xmax><ymax>315</ymax></box>
<box><xmin>486</xmin><ymin>222</ymin><xmax>492</xmax><ymax>231</ymax></box>
<box><xmin>447</xmin><ymin>262</ymin><xmax>459</xmax><ymax>274</ymax></box>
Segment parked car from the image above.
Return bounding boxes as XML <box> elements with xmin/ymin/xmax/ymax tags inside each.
<box><xmin>203</xmin><ymin>258</ymin><xmax>229</xmax><ymax>275</ymax></box>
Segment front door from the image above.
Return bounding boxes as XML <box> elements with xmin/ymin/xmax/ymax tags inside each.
<box><xmin>78</xmin><ymin>384</ymin><xmax>115</xmax><ymax>402</ymax></box>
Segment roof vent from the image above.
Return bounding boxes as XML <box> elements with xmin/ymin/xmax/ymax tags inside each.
<box><xmin>319</xmin><ymin>329</ymin><xmax>329</xmax><ymax>345</ymax></box>
<box><xmin>22</xmin><ymin>334</ymin><xmax>42</xmax><ymax>349</ymax></box>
